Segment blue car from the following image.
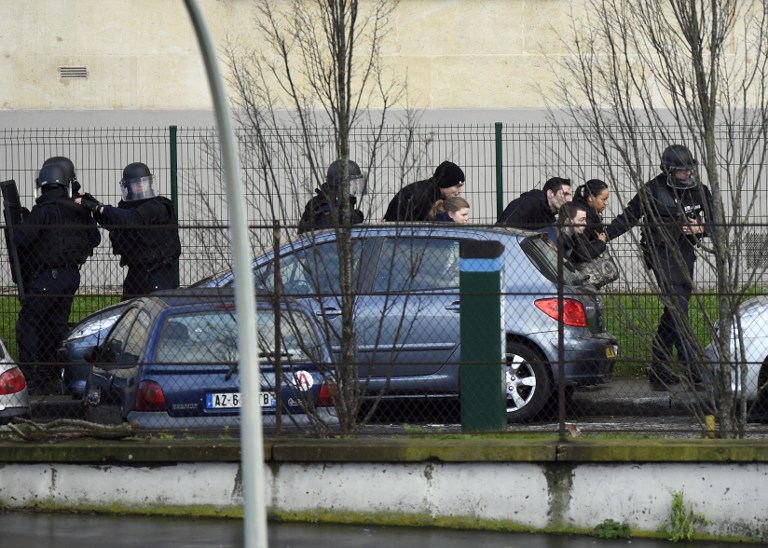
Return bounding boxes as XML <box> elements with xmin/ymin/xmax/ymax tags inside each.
<box><xmin>197</xmin><ymin>225</ymin><xmax>618</xmax><ymax>422</ymax></box>
<box><xmin>81</xmin><ymin>288</ymin><xmax>337</xmax><ymax>430</ymax></box>
<box><xmin>60</xmin><ymin>301</ymin><xmax>131</xmax><ymax>398</ymax></box>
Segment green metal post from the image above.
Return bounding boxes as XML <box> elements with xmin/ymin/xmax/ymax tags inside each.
<box><xmin>459</xmin><ymin>240</ymin><xmax>506</xmax><ymax>432</ymax></box>
<box><xmin>169</xmin><ymin>125</ymin><xmax>180</xmax><ymax>288</ymax></box>
<box><xmin>495</xmin><ymin>122</ymin><xmax>504</xmax><ymax>221</ymax></box>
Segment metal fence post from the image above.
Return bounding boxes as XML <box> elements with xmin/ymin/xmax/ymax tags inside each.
<box><xmin>459</xmin><ymin>239</ymin><xmax>506</xmax><ymax>432</ymax></box>
<box><xmin>495</xmin><ymin>122</ymin><xmax>504</xmax><ymax>221</ymax></box>
<box><xmin>169</xmin><ymin>124</ymin><xmax>180</xmax><ymax>288</ymax></box>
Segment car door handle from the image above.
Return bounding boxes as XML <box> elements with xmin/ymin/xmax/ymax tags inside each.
<box><xmin>317</xmin><ymin>307</ymin><xmax>342</xmax><ymax>318</ymax></box>
<box><xmin>445</xmin><ymin>301</ymin><xmax>461</xmax><ymax>312</ymax></box>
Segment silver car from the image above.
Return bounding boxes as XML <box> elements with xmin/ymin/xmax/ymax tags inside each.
<box><xmin>704</xmin><ymin>295</ymin><xmax>768</xmax><ymax>412</ymax></box>
<box><xmin>0</xmin><ymin>338</ymin><xmax>30</xmax><ymax>424</ymax></box>
<box><xmin>200</xmin><ymin>225</ymin><xmax>618</xmax><ymax>422</ymax></box>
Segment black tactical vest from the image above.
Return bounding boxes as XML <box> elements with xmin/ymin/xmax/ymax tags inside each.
<box><xmin>110</xmin><ymin>197</ymin><xmax>181</xmax><ymax>267</ymax></box>
<box><xmin>34</xmin><ymin>199</ymin><xmax>97</xmax><ymax>269</ymax></box>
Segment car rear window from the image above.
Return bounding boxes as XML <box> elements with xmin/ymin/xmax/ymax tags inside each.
<box><xmin>520</xmin><ymin>233</ymin><xmax>586</xmax><ymax>286</ymax></box>
<box><xmin>154</xmin><ymin>307</ymin><xmax>323</xmax><ymax>365</ymax></box>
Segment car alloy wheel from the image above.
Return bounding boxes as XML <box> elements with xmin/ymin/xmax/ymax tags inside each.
<box><xmin>505</xmin><ymin>342</ymin><xmax>551</xmax><ymax>422</ymax></box>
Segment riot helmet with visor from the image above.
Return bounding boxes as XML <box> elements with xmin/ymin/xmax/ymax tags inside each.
<box><xmin>325</xmin><ymin>159</ymin><xmax>368</xmax><ymax>196</ymax></box>
<box><xmin>120</xmin><ymin>162</ymin><xmax>157</xmax><ymax>201</ymax></box>
<box><xmin>660</xmin><ymin>145</ymin><xmax>698</xmax><ymax>189</ymax></box>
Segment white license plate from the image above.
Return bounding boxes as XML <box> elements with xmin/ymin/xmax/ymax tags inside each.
<box><xmin>205</xmin><ymin>392</ymin><xmax>276</xmax><ymax>409</ymax></box>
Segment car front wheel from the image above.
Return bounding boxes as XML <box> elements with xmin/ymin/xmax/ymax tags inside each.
<box><xmin>505</xmin><ymin>342</ymin><xmax>551</xmax><ymax>422</ymax></box>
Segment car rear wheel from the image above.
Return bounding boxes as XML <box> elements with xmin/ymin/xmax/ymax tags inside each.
<box><xmin>505</xmin><ymin>342</ymin><xmax>551</xmax><ymax>422</ymax></box>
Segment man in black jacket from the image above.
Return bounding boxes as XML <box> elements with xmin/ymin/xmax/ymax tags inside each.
<box><xmin>605</xmin><ymin>144</ymin><xmax>714</xmax><ymax>390</ymax></box>
<box><xmin>78</xmin><ymin>162</ymin><xmax>181</xmax><ymax>301</ymax></box>
<box><xmin>383</xmin><ymin>161</ymin><xmax>465</xmax><ymax>222</ymax></box>
<box><xmin>14</xmin><ymin>162</ymin><xmax>101</xmax><ymax>393</ymax></box>
<box><xmin>497</xmin><ymin>176</ymin><xmax>572</xmax><ymax>229</ymax></box>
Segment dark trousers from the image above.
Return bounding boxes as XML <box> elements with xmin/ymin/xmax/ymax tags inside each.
<box><xmin>16</xmin><ymin>266</ymin><xmax>80</xmax><ymax>386</ymax></box>
<box><xmin>650</xmin><ymin>275</ymin><xmax>697</xmax><ymax>382</ymax></box>
<box><xmin>121</xmin><ymin>264</ymin><xmax>177</xmax><ymax>301</ymax></box>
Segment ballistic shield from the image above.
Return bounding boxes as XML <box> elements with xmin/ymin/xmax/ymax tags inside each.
<box><xmin>1</xmin><ymin>179</ymin><xmax>28</xmax><ymax>300</ymax></box>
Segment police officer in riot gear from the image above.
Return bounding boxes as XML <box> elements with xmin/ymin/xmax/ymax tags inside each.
<box><xmin>13</xmin><ymin>163</ymin><xmax>101</xmax><ymax>394</ymax></box>
<box><xmin>77</xmin><ymin>162</ymin><xmax>181</xmax><ymax>300</ymax></box>
<box><xmin>42</xmin><ymin>156</ymin><xmax>81</xmax><ymax>196</ymax></box>
<box><xmin>605</xmin><ymin>144</ymin><xmax>714</xmax><ymax>390</ymax></box>
<box><xmin>297</xmin><ymin>159</ymin><xmax>365</xmax><ymax>234</ymax></box>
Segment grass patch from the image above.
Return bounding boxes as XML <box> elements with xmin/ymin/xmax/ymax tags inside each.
<box><xmin>0</xmin><ymin>293</ymin><xmax>120</xmax><ymax>360</ymax></box>
<box><xmin>602</xmin><ymin>287</ymin><xmax>763</xmax><ymax>377</ymax></box>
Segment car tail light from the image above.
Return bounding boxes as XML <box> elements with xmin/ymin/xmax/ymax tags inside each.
<box><xmin>316</xmin><ymin>382</ymin><xmax>336</xmax><ymax>407</ymax></box>
<box><xmin>534</xmin><ymin>298</ymin><xmax>587</xmax><ymax>327</ymax></box>
<box><xmin>0</xmin><ymin>367</ymin><xmax>26</xmax><ymax>395</ymax></box>
<box><xmin>135</xmin><ymin>380</ymin><xmax>167</xmax><ymax>411</ymax></box>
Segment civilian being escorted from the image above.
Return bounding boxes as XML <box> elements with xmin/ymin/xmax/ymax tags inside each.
<box><xmin>428</xmin><ymin>196</ymin><xmax>470</xmax><ymax>223</ymax></box>
<box><xmin>570</xmin><ymin>178</ymin><xmax>610</xmax><ymax>262</ymax></box>
<box><xmin>497</xmin><ymin>176</ymin><xmax>572</xmax><ymax>229</ymax></box>
<box><xmin>383</xmin><ymin>160</ymin><xmax>465</xmax><ymax>222</ymax></box>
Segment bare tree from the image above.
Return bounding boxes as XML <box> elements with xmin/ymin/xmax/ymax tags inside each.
<box><xmin>190</xmin><ymin>0</ymin><xmax>423</xmax><ymax>434</ymax></box>
<box><xmin>551</xmin><ymin>0</ymin><xmax>768</xmax><ymax>437</ymax></box>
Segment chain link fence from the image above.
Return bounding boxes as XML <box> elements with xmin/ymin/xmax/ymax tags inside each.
<box><xmin>1</xmin><ymin>125</ymin><xmax>768</xmax><ymax>440</ymax></box>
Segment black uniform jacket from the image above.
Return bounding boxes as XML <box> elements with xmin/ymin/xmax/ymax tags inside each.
<box><xmin>605</xmin><ymin>174</ymin><xmax>714</xmax><ymax>284</ymax></box>
<box><xmin>497</xmin><ymin>189</ymin><xmax>555</xmax><ymax>229</ymax></box>
<box><xmin>383</xmin><ymin>178</ymin><xmax>441</xmax><ymax>222</ymax></box>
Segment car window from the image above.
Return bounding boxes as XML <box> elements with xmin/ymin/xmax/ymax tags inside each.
<box><xmin>104</xmin><ymin>307</ymin><xmax>151</xmax><ymax>366</ymax></box>
<box><xmin>255</xmin><ymin>240</ymin><xmax>363</xmax><ymax>296</ymax></box>
<box><xmin>374</xmin><ymin>237</ymin><xmax>460</xmax><ymax>292</ymax></box>
<box><xmin>520</xmin><ymin>233</ymin><xmax>585</xmax><ymax>286</ymax></box>
<box><xmin>154</xmin><ymin>307</ymin><xmax>322</xmax><ymax>365</ymax></box>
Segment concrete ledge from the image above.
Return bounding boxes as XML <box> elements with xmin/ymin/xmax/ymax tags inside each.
<box><xmin>557</xmin><ymin>439</ymin><xmax>768</xmax><ymax>462</ymax></box>
<box><xmin>1</xmin><ymin>437</ymin><xmax>768</xmax><ymax>464</ymax></box>
<box><xmin>0</xmin><ymin>439</ymin><xmax>245</xmax><ymax>463</ymax></box>
<box><xmin>272</xmin><ymin>438</ymin><xmax>557</xmax><ymax>462</ymax></box>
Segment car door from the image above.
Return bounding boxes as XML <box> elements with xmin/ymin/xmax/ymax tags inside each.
<box><xmin>355</xmin><ymin>236</ymin><xmax>462</xmax><ymax>391</ymax></box>
<box><xmin>87</xmin><ymin>305</ymin><xmax>152</xmax><ymax>405</ymax></box>
<box><xmin>253</xmin><ymin>238</ymin><xmax>366</xmax><ymax>353</ymax></box>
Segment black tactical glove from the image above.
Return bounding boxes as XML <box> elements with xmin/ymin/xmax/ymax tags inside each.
<box><xmin>80</xmin><ymin>193</ymin><xmax>102</xmax><ymax>213</ymax></box>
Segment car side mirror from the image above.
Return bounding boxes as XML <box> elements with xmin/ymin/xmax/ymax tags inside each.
<box><xmin>56</xmin><ymin>346</ymin><xmax>70</xmax><ymax>362</ymax></box>
<box><xmin>84</xmin><ymin>339</ymin><xmax>122</xmax><ymax>366</ymax></box>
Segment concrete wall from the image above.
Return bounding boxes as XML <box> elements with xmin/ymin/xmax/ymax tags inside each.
<box><xmin>0</xmin><ymin>460</ymin><xmax>766</xmax><ymax>539</ymax></box>
<box><xmin>1</xmin><ymin>0</ymin><xmax>577</xmax><ymax>113</ymax></box>
<box><xmin>0</xmin><ymin>440</ymin><xmax>767</xmax><ymax>541</ymax></box>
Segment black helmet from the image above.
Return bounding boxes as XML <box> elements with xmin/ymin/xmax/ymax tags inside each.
<box><xmin>42</xmin><ymin>156</ymin><xmax>77</xmax><ymax>185</ymax></box>
<box><xmin>660</xmin><ymin>145</ymin><xmax>698</xmax><ymax>189</ymax></box>
<box><xmin>325</xmin><ymin>159</ymin><xmax>367</xmax><ymax>195</ymax></box>
<box><xmin>660</xmin><ymin>144</ymin><xmax>697</xmax><ymax>172</ymax></box>
<box><xmin>35</xmin><ymin>164</ymin><xmax>68</xmax><ymax>194</ymax></box>
<box><xmin>120</xmin><ymin>162</ymin><xmax>156</xmax><ymax>201</ymax></box>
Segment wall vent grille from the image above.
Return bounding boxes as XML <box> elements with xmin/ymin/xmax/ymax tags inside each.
<box><xmin>59</xmin><ymin>66</ymin><xmax>88</xmax><ymax>79</ymax></box>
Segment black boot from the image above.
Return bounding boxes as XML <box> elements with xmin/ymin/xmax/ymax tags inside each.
<box><xmin>649</xmin><ymin>365</ymin><xmax>679</xmax><ymax>392</ymax></box>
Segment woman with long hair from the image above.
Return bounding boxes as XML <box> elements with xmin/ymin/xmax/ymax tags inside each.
<box><xmin>428</xmin><ymin>196</ymin><xmax>470</xmax><ymax>223</ymax></box>
<box><xmin>570</xmin><ymin>178</ymin><xmax>610</xmax><ymax>262</ymax></box>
